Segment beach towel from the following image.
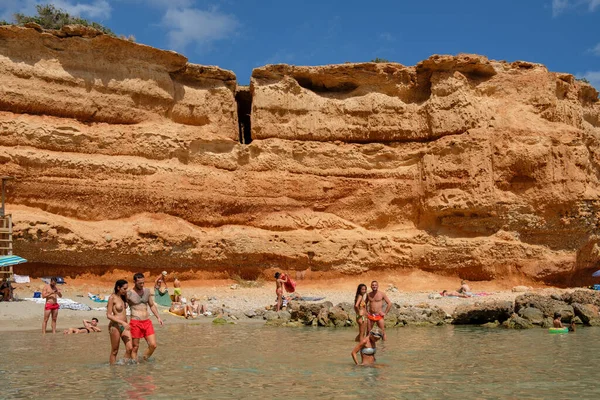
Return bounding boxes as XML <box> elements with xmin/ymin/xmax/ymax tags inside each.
<box><xmin>295</xmin><ymin>296</ymin><xmax>325</xmax><ymax>301</ymax></box>
<box><xmin>164</xmin><ymin>309</ymin><xmax>186</xmax><ymax>318</ymax></box>
<box><xmin>13</xmin><ymin>274</ymin><xmax>30</xmax><ymax>283</ymax></box>
<box><xmin>155</xmin><ymin>288</ymin><xmax>172</xmax><ymax>307</ymax></box>
<box><xmin>88</xmin><ymin>293</ymin><xmax>109</xmax><ymax>303</ymax></box>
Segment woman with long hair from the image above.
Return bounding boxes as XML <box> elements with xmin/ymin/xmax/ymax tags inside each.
<box><xmin>107</xmin><ymin>279</ymin><xmax>132</xmax><ymax>364</ymax></box>
<box><xmin>354</xmin><ymin>283</ymin><xmax>368</xmax><ymax>341</ymax></box>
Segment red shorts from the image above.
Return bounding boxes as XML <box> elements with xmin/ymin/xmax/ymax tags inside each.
<box><xmin>367</xmin><ymin>313</ymin><xmax>384</xmax><ymax>322</ymax></box>
<box><xmin>45</xmin><ymin>303</ymin><xmax>60</xmax><ymax>311</ymax></box>
<box><xmin>130</xmin><ymin>319</ymin><xmax>155</xmax><ymax>339</ymax></box>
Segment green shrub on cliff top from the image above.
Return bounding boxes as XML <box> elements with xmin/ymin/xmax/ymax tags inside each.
<box><xmin>12</xmin><ymin>4</ymin><xmax>114</xmax><ymax>35</ymax></box>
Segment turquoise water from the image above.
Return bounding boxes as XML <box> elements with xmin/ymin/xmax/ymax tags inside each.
<box><xmin>2</xmin><ymin>324</ymin><xmax>599</xmax><ymax>399</ymax></box>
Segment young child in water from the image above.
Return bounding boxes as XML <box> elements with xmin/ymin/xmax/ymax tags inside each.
<box><xmin>553</xmin><ymin>312</ymin><xmax>563</xmax><ymax>328</ymax></box>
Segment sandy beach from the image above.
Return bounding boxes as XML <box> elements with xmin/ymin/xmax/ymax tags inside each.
<box><xmin>0</xmin><ymin>269</ymin><xmax>576</xmax><ymax>333</ymax></box>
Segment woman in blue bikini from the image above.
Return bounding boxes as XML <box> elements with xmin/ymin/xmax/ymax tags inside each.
<box><xmin>107</xmin><ymin>279</ymin><xmax>132</xmax><ymax>364</ymax></box>
<box><xmin>351</xmin><ymin>329</ymin><xmax>383</xmax><ymax>365</ymax></box>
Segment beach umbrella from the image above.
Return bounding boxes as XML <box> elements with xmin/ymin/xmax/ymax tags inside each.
<box><xmin>592</xmin><ymin>270</ymin><xmax>600</xmax><ymax>277</ymax></box>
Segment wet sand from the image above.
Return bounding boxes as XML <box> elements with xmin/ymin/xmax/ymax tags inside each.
<box><xmin>0</xmin><ymin>269</ymin><xmax>573</xmax><ymax>333</ymax></box>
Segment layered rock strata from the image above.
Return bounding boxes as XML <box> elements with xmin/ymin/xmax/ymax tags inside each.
<box><xmin>1</xmin><ymin>25</ymin><xmax>600</xmax><ymax>284</ymax></box>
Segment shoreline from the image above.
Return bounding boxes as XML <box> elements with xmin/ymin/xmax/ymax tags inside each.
<box><xmin>1</xmin><ymin>271</ymin><xmax>589</xmax><ymax>333</ymax></box>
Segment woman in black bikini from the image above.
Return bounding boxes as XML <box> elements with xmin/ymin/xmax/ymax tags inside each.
<box><xmin>107</xmin><ymin>279</ymin><xmax>132</xmax><ymax>364</ymax></box>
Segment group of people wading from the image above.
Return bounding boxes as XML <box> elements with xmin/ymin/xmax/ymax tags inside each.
<box><xmin>351</xmin><ymin>281</ymin><xmax>391</xmax><ymax>366</ymax></box>
<box><xmin>43</xmin><ymin>274</ymin><xmax>393</xmax><ymax>366</ymax></box>
<box><xmin>107</xmin><ymin>273</ymin><xmax>164</xmax><ymax>364</ymax></box>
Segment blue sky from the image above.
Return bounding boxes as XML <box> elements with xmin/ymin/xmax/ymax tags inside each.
<box><xmin>1</xmin><ymin>0</ymin><xmax>599</xmax><ymax>88</ymax></box>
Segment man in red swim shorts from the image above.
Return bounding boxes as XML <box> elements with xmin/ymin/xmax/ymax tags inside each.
<box><xmin>42</xmin><ymin>277</ymin><xmax>62</xmax><ymax>334</ymax></box>
<box><xmin>366</xmin><ymin>281</ymin><xmax>392</xmax><ymax>341</ymax></box>
<box><xmin>127</xmin><ymin>273</ymin><xmax>164</xmax><ymax>361</ymax></box>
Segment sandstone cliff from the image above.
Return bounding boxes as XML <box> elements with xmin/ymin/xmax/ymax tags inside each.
<box><xmin>1</xmin><ymin>25</ymin><xmax>599</xmax><ymax>284</ymax></box>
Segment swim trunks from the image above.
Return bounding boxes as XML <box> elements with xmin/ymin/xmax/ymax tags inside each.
<box><xmin>44</xmin><ymin>303</ymin><xmax>60</xmax><ymax>311</ymax></box>
<box><xmin>130</xmin><ymin>319</ymin><xmax>155</xmax><ymax>339</ymax></box>
<box><xmin>173</xmin><ymin>288</ymin><xmax>182</xmax><ymax>296</ymax></box>
<box><xmin>367</xmin><ymin>313</ymin><xmax>384</xmax><ymax>322</ymax></box>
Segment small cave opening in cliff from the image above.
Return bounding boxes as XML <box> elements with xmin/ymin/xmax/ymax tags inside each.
<box><xmin>293</xmin><ymin>76</ymin><xmax>359</xmax><ymax>94</ymax></box>
<box><xmin>235</xmin><ymin>86</ymin><xmax>252</xmax><ymax>144</ymax></box>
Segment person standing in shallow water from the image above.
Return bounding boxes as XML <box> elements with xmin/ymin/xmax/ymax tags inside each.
<box><xmin>42</xmin><ymin>277</ymin><xmax>62</xmax><ymax>334</ymax></box>
<box><xmin>351</xmin><ymin>329</ymin><xmax>383</xmax><ymax>365</ymax></box>
<box><xmin>127</xmin><ymin>273</ymin><xmax>164</xmax><ymax>361</ymax></box>
<box><xmin>366</xmin><ymin>280</ymin><xmax>391</xmax><ymax>341</ymax></box>
<box><xmin>107</xmin><ymin>279</ymin><xmax>133</xmax><ymax>365</ymax></box>
<box><xmin>354</xmin><ymin>284</ymin><xmax>368</xmax><ymax>341</ymax></box>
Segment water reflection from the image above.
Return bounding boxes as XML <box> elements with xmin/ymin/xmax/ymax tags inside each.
<box><xmin>2</xmin><ymin>325</ymin><xmax>600</xmax><ymax>399</ymax></box>
<box><xmin>124</xmin><ymin>375</ymin><xmax>156</xmax><ymax>399</ymax></box>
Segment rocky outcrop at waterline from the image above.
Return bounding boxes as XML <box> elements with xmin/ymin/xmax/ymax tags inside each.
<box><xmin>1</xmin><ymin>24</ymin><xmax>600</xmax><ymax>284</ymax></box>
<box><xmin>232</xmin><ymin>290</ymin><xmax>600</xmax><ymax>329</ymax></box>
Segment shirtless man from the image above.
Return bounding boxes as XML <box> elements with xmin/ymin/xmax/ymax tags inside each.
<box><xmin>366</xmin><ymin>281</ymin><xmax>391</xmax><ymax>341</ymax></box>
<box><xmin>154</xmin><ymin>271</ymin><xmax>168</xmax><ymax>293</ymax></box>
<box><xmin>63</xmin><ymin>318</ymin><xmax>102</xmax><ymax>334</ymax></box>
<box><xmin>42</xmin><ymin>277</ymin><xmax>62</xmax><ymax>334</ymax></box>
<box><xmin>127</xmin><ymin>273</ymin><xmax>164</xmax><ymax>361</ymax></box>
<box><xmin>173</xmin><ymin>275</ymin><xmax>182</xmax><ymax>303</ymax></box>
<box><xmin>274</xmin><ymin>272</ymin><xmax>288</xmax><ymax>312</ymax></box>
<box><xmin>457</xmin><ymin>280</ymin><xmax>471</xmax><ymax>294</ymax></box>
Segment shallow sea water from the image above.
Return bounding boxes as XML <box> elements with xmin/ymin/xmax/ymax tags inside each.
<box><xmin>2</xmin><ymin>323</ymin><xmax>599</xmax><ymax>399</ymax></box>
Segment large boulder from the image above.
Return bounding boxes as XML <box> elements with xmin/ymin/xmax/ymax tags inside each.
<box><xmin>396</xmin><ymin>304</ymin><xmax>448</xmax><ymax>326</ymax></box>
<box><xmin>561</xmin><ymin>290</ymin><xmax>600</xmax><ymax>308</ymax></box>
<box><xmin>452</xmin><ymin>301</ymin><xmax>513</xmax><ymax>324</ymax></box>
<box><xmin>514</xmin><ymin>294</ymin><xmax>574</xmax><ymax>321</ymax></box>
<box><xmin>317</xmin><ymin>308</ymin><xmax>330</xmax><ymax>326</ymax></box>
<box><xmin>572</xmin><ymin>303</ymin><xmax>600</xmax><ymax>326</ymax></box>
<box><xmin>517</xmin><ymin>307</ymin><xmax>544</xmax><ymax>325</ymax></box>
<box><xmin>503</xmin><ymin>314</ymin><xmax>534</xmax><ymax>329</ymax></box>
<box><xmin>328</xmin><ymin>306</ymin><xmax>350</xmax><ymax>327</ymax></box>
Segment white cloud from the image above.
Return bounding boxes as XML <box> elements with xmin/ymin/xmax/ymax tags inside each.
<box><xmin>578</xmin><ymin>71</ymin><xmax>600</xmax><ymax>89</ymax></box>
<box><xmin>552</xmin><ymin>0</ymin><xmax>570</xmax><ymax>16</ymax></box>
<box><xmin>161</xmin><ymin>6</ymin><xmax>238</xmax><ymax>52</ymax></box>
<box><xmin>0</xmin><ymin>0</ymin><xmax>111</xmax><ymax>22</ymax></box>
<box><xmin>553</xmin><ymin>0</ymin><xmax>600</xmax><ymax>16</ymax></box>
<box><xmin>379</xmin><ymin>32</ymin><xmax>395</xmax><ymax>42</ymax></box>
<box><xmin>588</xmin><ymin>43</ymin><xmax>600</xmax><ymax>56</ymax></box>
<box><xmin>52</xmin><ymin>0</ymin><xmax>111</xmax><ymax>19</ymax></box>
<box><xmin>587</xmin><ymin>0</ymin><xmax>600</xmax><ymax>10</ymax></box>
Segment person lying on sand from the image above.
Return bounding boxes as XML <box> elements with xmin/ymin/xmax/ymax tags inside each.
<box><xmin>441</xmin><ymin>290</ymin><xmax>471</xmax><ymax>298</ymax></box>
<box><xmin>63</xmin><ymin>318</ymin><xmax>101</xmax><ymax>334</ymax></box>
<box><xmin>169</xmin><ymin>302</ymin><xmax>186</xmax><ymax>317</ymax></box>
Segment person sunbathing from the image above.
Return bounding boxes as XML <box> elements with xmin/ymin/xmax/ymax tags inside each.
<box><xmin>169</xmin><ymin>302</ymin><xmax>186</xmax><ymax>317</ymax></box>
<box><xmin>63</xmin><ymin>318</ymin><xmax>102</xmax><ymax>334</ymax></box>
<box><xmin>441</xmin><ymin>290</ymin><xmax>471</xmax><ymax>298</ymax></box>
<box><xmin>185</xmin><ymin>298</ymin><xmax>208</xmax><ymax>319</ymax></box>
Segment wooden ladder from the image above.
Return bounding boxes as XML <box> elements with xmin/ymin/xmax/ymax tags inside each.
<box><xmin>0</xmin><ymin>214</ymin><xmax>13</xmax><ymax>281</ymax></box>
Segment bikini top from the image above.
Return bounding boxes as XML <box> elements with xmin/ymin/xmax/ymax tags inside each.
<box><xmin>362</xmin><ymin>347</ymin><xmax>376</xmax><ymax>355</ymax></box>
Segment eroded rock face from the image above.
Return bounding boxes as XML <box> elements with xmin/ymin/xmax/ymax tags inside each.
<box><xmin>1</xmin><ymin>25</ymin><xmax>600</xmax><ymax>283</ymax></box>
